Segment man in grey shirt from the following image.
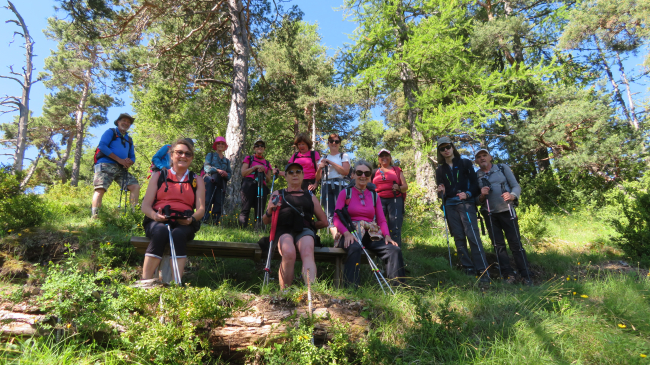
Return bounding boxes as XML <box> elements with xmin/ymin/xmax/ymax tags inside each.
<box><xmin>475</xmin><ymin>149</ymin><xmax>532</xmax><ymax>285</ymax></box>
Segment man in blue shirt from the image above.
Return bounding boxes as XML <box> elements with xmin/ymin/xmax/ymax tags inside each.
<box><xmin>91</xmin><ymin>113</ymin><xmax>140</xmax><ymax>218</ymax></box>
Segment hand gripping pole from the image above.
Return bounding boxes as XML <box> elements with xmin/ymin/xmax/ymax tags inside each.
<box><xmin>263</xmin><ymin>194</ymin><xmax>281</xmax><ymax>287</ymax></box>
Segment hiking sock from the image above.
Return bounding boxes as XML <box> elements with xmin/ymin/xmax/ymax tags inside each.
<box><xmin>91</xmin><ymin>207</ymin><xmax>99</xmax><ymax>216</ymax></box>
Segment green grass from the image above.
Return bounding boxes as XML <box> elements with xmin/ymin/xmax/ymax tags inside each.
<box><xmin>1</xmin><ymin>185</ymin><xmax>649</xmax><ymax>364</ymax></box>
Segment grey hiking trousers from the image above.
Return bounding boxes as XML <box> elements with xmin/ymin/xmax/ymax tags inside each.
<box><xmin>445</xmin><ymin>202</ymin><xmax>489</xmax><ymax>272</ymax></box>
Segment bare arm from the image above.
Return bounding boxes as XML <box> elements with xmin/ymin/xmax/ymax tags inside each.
<box><xmin>312</xmin><ymin>195</ymin><xmax>328</xmax><ymax>229</ymax></box>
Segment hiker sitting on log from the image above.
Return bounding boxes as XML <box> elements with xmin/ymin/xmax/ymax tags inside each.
<box><xmin>140</xmin><ymin>138</ymin><xmax>206</xmax><ymax>281</ymax></box>
<box><xmin>263</xmin><ymin>162</ymin><xmax>328</xmax><ymax>289</ymax></box>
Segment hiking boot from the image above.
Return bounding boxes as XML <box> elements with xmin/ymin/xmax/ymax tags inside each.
<box><xmin>505</xmin><ymin>275</ymin><xmax>516</xmax><ymax>284</ymax></box>
<box><xmin>463</xmin><ymin>267</ymin><xmax>477</xmax><ymax>277</ymax></box>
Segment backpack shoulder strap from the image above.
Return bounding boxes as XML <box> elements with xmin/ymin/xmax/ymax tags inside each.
<box><xmin>291</xmin><ymin>152</ymin><xmax>299</xmax><ymax>163</ymax></box>
<box><xmin>311</xmin><ymin>151</ymin><xmax>317</xmax><ymax>170</ymax></box>
<box><xmin>156</xmin><ymin>170</ymin><xmax>169</xmax><ymax>192</ymax></box>
<box><xmin>345</xmin><ymin>187</ymin><xmax>351</xmax><ymax>206</ymax></box>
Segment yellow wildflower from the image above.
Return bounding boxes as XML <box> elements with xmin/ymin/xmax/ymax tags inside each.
<box><xmin>8</xmin><ymin>229</ymin><xmax>12</xmax><ymax>233</ymax></box>
<box><xmin>618</xmin><ymin>324</ymin><xmax>627</xmax><ymax>328</ymax></box>
<box><xmin>567</xmin><ymin>277</ymin><xmax>570</xmax><ymax>281</ymax></box>
<box><xmin>641</xmin><ymin>354</ymin><xmax>647</xmax><ymax>358</ymax></box>
<box><xmin>18</xmin><ymin>233</ymin><xmax>21</xmax><ymax>236</ymax></box>
<box><xmin>572</xmin><ymin>292</ymin><xmax>576</xmax><ymax>295</ymax></box>
<box><xmin>581</xmin><ymin>295</ymin><xmax>588</xmax><ymax>298</ymax></box>
<box><xmin>66</xmin><ymin>324</ymin><xmax>71</xmax><ymax>328</ymax></box>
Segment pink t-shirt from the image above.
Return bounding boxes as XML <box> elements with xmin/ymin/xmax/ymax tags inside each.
<box><xmin>289</xmin><ymin>151</ymin><xmax>320</xmax><ymax>179</ymax></box>
<box><xmin>243</xmin><ymin>155</ymin><xmax>272</xmax><ymax>185</ymax></box>
<box><xmin>333</xmin><ymin>187</ymin><xmax>390</xmax><ymax>236</ymax></box>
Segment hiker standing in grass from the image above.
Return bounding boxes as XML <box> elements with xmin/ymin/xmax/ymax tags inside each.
<box><xmin>475</xmin><ymin>149</ymin><xmax>532</xmax><ymax>285</ymax></box>
<box><xmin>372</xmin><ymin>149</ymin><xmax>408</xmax><ymax>248</ymax></box>
<box><xmin>239</xmin><ymin>139</ymin><xmax>278</xmax><ymax>227</ymax></box>
<box><xmin>435</xmin><ymin>137</ymin><xmax>490</xmax><ymax>282</ymax></box>
<box><xmin>203</xmin><ymin>137</ymin><xmax>231</xmax><ymax>224</ymax></box>
<box><xmin>263</xmin><ymin>162</ymin><xmax>328</xmax><ymax>288</ymax></box>
<box><xmin>286</xmin><ymin>132</ymin><xmax>321</xmax><ymax>192</ymax></box>
<box><xmin>91</xmin><ymin>113</ymin><xmax>140</xmax><ymax>218</ymax></box>
<box><xmin>334</xmin><ymin>160</ymin><xmax>406</xmax><ymax>288</ymax></box>
<box><xmin>140</xmin><ymin>138</ymin><xmax>205</xmax><ymax>282</ymax></box>
<box><xmin>316</xmin><ymin>133</ymin><xmax>350</xmax><ymax>239</ymax></box>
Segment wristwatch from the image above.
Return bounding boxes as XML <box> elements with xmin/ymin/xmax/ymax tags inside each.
<box><xmin>191</xmin><ymin>216</ymin><xmax>197</xmax><ymax>224</ymax></box>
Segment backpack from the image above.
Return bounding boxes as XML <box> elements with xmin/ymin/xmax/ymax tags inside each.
<box><xmin>93</xmin><ymin>128</ymin><xmax>133</xmax><ymax>164</ymax></box>
<box><xmin>248</xmin><ymin>155</ymin><xmax>271</xmax><ymax>170</ymax></box>
<box><xmin>155</xmin><ymin>169</ymin><xmax>198</xmax><ymax>209</ymax></box>
<box><xmin>291</xmin><ymin>151</ymin><xmax>317</xmax><ymax>173</ymax></box>
<box><xmin>201</xmin><ymin>152</ymin><xmax>231</xmax><ymax>177</ymax></box>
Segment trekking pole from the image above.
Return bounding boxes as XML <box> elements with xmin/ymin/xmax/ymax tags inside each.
<box><xmin>256</xmin><ymin>171</ymin><xmax>262</xmax><ymax>230</ymax></box>
<box><xmin>325</xmin><ymin>165</ymin><xmax>330</xmax><ymax>226</ymax></box>
<box><xmin>117</xmin><ymin>168</ymin><xmax>125</xmax><ymax>210</ymax></box>
<box><xmin>209</xmin><ymin>180</ymin><xmax>219</xmax><ymax>224</ymax></box>
<box><xmin>486</xmin><ymin>199</ymin><xmax>503</xmax><ymax>278</ymax></box>
<box><xmin>458</xmin><ymin>191</ymin><xmax>490</xmax><ymax>277</ymax></box>
<box><xmin>166</xmin><ymin>224</ymin><xmax>182</xmax><ymax>285</ymax></box>
<box><xmin>441</xmin><ymin>196</ymin><xmax>453</xmax><ymax>268</ymax></box>
<box><xmin>501</xmin><ymin>183</ymin><xmax>532</xmax><ymax>283</ymax></box>
<box><xmin>263</xmin><ymin>194</ymin><xmax>281</xmax><ymax>287</ymax></box>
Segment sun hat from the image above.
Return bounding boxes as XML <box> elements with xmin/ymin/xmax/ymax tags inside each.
<box><xmin>212</xmin><ymin>136</ymin><xmax>228</xmax><ymax>150</ymax></box>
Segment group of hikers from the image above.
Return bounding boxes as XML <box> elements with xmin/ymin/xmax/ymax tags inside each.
<box><xmin>91</xmin><ymin>113</ymin><xmax>532</xmax><ymax>290</ymax></box>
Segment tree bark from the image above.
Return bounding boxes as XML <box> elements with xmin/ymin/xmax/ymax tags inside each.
<box><xmin>614</xmin><ymin>52</ymin><xmax>639</xmax><ymax>131</ymax></box>
<box><xmin>536</xmin><ymin>147</ymin><xmax>550</xmax><ymax>172</ymax></box>
<box><xmin>5</xmin><ymin>1</ymin><xmax>34</xmax><ymax>173</ymax></box>
<box><xmin>224</xmin><ymin>0</ymin><xmax>250</xmax><ymax>212</ymax></box>
<box><xmin>595</xmin><ymin>39</ymin><xmax>633</xmax><ymax>128</ymax></box>
<box><xmin>311</xmin><ymin>104</ymin><xmax>316</xmax><ymax>150</ymax></box>
<box><xmin>70</xmin><ymin>75</ymin><xmax>91</xmax><ymax>187</ymax></box>
<box><xmin>57</xmin><ymin>131</ymin><xmax>74</xmax><ymax>183</ymax></box>
<box><xmin>394</xmin><ymin>6</ymin><xmax>437</xmax><ymax>204</ymax></box>
<box><xmin>19</xmin><ymin>148</ymin><xmax>43</xmax><ymax>190</ymax></box>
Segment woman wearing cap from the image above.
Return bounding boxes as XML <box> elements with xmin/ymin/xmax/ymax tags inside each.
<box><xmin>435</xmin><ymin>137</ymin><xmax>490</xmax><ymax>282</ymax></box>
<box><xmin>203</xmin><ymin>137</ymin><xmax>231</xmax><ymax>224</ymax></box>
<box><xmin>333</xmin><ymin>160</ymin><xmax>405</xmax><ymax>288</ymax></box>
<box><xmin>316</xmin><ymin>133</ymin><xmax>350</xmax><ymax>238</ymax></box>
<box><xmin>263</xmin><ymin>162</ymin><xmax>328</xmax><ymax>288</ymax></box>
<box><xmin>288</xmin><ymin>132</ymin><xmax>321</xmax><ymax>192</ymax></box>
<box><xmin>372</xmin><ymin>149</ymin><xmax>408</xmax><ymax>247</ymax></box>
<box><xmin>141</xmin><ymin>138</ymin><xmax>205</xmax><ymax>282</ymax></box>
<box><xmin>239</xmin><ymin>140</ymin><xmax>279</xmax><ymax>227</ymax></box>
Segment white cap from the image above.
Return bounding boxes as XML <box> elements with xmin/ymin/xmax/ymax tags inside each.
<box><xmin>378</xmin><ymin>149</ymin><xmax>391</xmax><ymax>156</ymax></box>
<box><xmin>474</xmin><ymin>149</ymin><xmax>490</xmax><ymax>159</ymax></box>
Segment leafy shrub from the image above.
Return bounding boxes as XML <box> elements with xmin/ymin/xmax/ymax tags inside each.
<box><xmin>518</xmin><ymin>204</ymin><xmax>548</xmax><ymax>245</ymax></box>
<box><xmin>0</xmin><ymin>165</ymin><xmax>46</xmax><ymax>233</ymax></box>
<box><xmin>611</xmin><ymin>192</ymin><xmax>650</xmax><ymax>263</ymax></box>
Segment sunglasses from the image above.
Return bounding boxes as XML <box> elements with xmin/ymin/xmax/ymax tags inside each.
<box><xmin>287</xmin><ymin>169</ymin><xmax>303</xmax><ymax>175</ymax></box>
<box><xmin>438</xmin><ymin>145</ymin><xmax>453</xmax><ymax>152</ymax></box>
<box><xmin>254</xmin><ymin>144</ymin><xmax>265</xmax><ymax>148</ymax></box>
<box><xmin>355</xmin><ymin>170</ymin><xmax>372</xmax><ymax>177</ymax></box>
<box><xmin>328</xmin><ymin>139</ymin><xmax>341</xmax><ymax>144</ymax></box>
<box><xmin>174</xmin><ymin>150</ymin><xmax>194</xmax><ymax>157</ymax></box>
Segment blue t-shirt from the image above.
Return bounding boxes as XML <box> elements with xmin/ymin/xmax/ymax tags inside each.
<box><xmin>152</xmin><ymin>144</ymin><xmax>171</xmax><ymax>170</ymax></box>
<box><xmin>96</xmin><ymin>128</ymin><xmax>135</xmax><ymax>164</ymax></box>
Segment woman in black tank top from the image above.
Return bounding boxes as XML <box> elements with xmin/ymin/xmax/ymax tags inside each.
<box><xmin>263</xmin><ymin>162</ymin><xmax>328</xmax><ymax>289</ymax></box>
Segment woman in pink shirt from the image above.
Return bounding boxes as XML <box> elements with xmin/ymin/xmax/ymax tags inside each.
<box><xmin>288</xmin><ymin>132</ymin><xmax>321</xmax><ymax>192</ymax></box>
<box><xmin>333</xmin><ymin>160</ymin><xmax>405</xmax><ymax>288</ymax></box>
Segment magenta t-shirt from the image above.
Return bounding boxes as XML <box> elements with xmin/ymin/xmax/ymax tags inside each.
<box><xmin>289</xmin><ymin>151</ymin><xmax>320</xmax><ymax>179</ymax></box>
<box><xmin>243</xmin><ymin>155</ymin><xmax>272</xmax><ymax>185</ymax></box>
<box><xmin>333</xmin><ymin>187</ymin><xmax>390</xmax><ymax>236</ymax></box>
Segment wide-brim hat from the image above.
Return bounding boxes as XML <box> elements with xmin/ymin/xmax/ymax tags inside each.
<box><xmin>114</xmin><ymin>113</ymin><xmax>135</xmax><ymax>126</ymax></box>
<box><xmin>212</xmin><ymin>136</ymin><xmax>228</xmax><ymax>150</ymax></box>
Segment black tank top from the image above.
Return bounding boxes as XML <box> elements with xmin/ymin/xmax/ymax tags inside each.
<box><xmin>276</xmin><ymin>189</ymin><xmax>314</xmax><ymax>233</ymax></box>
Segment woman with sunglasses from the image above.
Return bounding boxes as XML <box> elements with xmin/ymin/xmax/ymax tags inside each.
<box><xmin>288</xmin><ymin>132</ymin><xmax>321</xmax><ymax>192</ymax></box>
<box><xmin>316</xmin><ymin>133</ymin><xmax>350</xmax><ymax>238</ymax></box>
<box><xmin>239</xmin><ymin>139</ymin><xmax>279</xmax><ymax>227</ymax></box>
<box><xmin>202</xmin><ymin>136</ymin><xmax>231</xmax><ymax>224</ymax></box>
<box><xmin>140</xmin><ymin>138</ymin><xmax>206</xmax><ymax>282</ymax></box>
<box><xmin>264</xmin><ymin>162</ymin><xmax>328</xmax><ymax>288</ymax></box>
<box><xmin>372</xmin><ymin>149</ymin><xmax>408</xmax><ymax>247</ymax></box>
<box><xmin>333</xmin><ymin>160</ymin><xmax>405</xmax><ymax>288</ymax></box>
<box><xmin>435</xmin><ymin>137</ymin><xmax>489</xmax><ymax>282</ymax></box>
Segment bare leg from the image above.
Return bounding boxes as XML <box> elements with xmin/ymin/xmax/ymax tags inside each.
<box><xmin>142</xmin><ymin>256</ymin><xmax>162</xmax><ymax>279</ymax></box>
<box><xmin>297</xmin><ymin>236</ymin><xmax>316</xmax><ymax>284</ymax></box>
<box><xmin>92</xmin><ymin>189</ymin><xmax>106</xmax><ymax>209</ymax></box>
<box><xmin>127</xmin><ymin>184</ymin><xmax>140</xmax><ymax>207</ymax></box>
<box><xmin>329</xmin><ymin>226</ymin><xmax>339</xmax><ymax>240</ymax></box>
<box><xmin>277</xmin><ymin>234</ymin><xmax>296</xmax><ymax>289</ymax></box>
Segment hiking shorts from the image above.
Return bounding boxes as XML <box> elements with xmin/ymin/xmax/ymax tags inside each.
<box><xmin>93</xmin><ymin>163</ymin><xmax>139</xmax><ymax>191</ymax></box>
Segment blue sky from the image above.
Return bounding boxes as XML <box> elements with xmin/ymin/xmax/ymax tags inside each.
<box><xmin>0</xmin><ymin>0</ymin><xmax>647</xmax><ymax>167</ymax></box>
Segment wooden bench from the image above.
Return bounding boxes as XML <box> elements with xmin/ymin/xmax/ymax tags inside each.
<box><xmin>130</xmin><ymin>236</ymin><xmax>355</xmax><ymax>287</ymax></box>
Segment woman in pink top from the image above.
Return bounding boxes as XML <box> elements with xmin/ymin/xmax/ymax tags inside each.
<box><xmin>333</xmin><ymin>160</ymin><xmax>405</xmax><ymax>288</ymax></box>
<box><xmin>140</xmin><ymin>138</ymin><xmax>206</xmax><ymax>283</ymax></box>
<box><xmin>288</xmin><ymin>132</ymin><xmax>321</xmax><ymax>192</ymax></box>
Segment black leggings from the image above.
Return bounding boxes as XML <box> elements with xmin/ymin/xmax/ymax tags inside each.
<box><xmin>482</xmin><ymin>210</ymin><xmax>531</xmax><ymax>277</ymax></box>
<box><xmin>144</xmin><ymin>220</ymin><xmax>197</xmax><ymax>259</ymax></box>
<box><xmin>380</xmin><ymin>197</ymin><xmax>404</xmax><ymax>247</ymax></box>
<box><xmin>340</xmin><ymin>232</ymin><xmax>405</xmax><ymax>288</ymax></box>
<box><xmin>239</xmin><ymin>177</ymin><xmax>269</xmax><ymax>227</ymax></box>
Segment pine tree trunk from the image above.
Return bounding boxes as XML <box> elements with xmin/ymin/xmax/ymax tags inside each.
<box><xmin>57</xmin><ymin>132</ymin><xmax>74</xmax><ymax>183</ymax></box>
<box><xmin>224</xmin><ymin>0</ymin><xmax>250</xmax><ymax>212</ymax></box>
<box><xmin>6</xmin><ymin>1</ymin><xmax>33</xmax><ymax>173</ymax></box>
<box><xmin>394</xmin><ymin>6</ymin><xmax>436</xmax><ymax>204</ymax></box>
<box><xmin>19</xmin><ymin>148</ymin><xmax>43</xmax><ymax>190</ymax></box>
<box><xmin>614</xmin><ymin>52</ymin><xmax>639</xmax><ymax>131</ymax></box>
<box><xmin>595</xmin><ymin>39</ymin><xmax>633</xmax><ymax>128</ymax></box>
<box><xmin>70</xmin><ymin>77</ymin><xmax>91</xmax><ymax>187</ymax></box>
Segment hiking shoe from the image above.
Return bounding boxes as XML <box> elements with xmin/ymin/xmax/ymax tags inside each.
<box><xmin>463</xmin><ymin>268</ymin><xmax>477</xmax><ymax>277</ymax></box>
<box><xmin>505</xmin><ymin>275</ymin><xmax>516</xmax><ymax>284</ymax></box>
<box><xmin>91</xmin><ymin>214</ymin><xmax>99</xmax><ymax>220</ymax></box>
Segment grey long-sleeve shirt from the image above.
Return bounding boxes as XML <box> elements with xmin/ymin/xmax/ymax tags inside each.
<box><xmin>476</xmin><ymin>163</ymin><xmax>521</xmax><ymax>214</ymax></box>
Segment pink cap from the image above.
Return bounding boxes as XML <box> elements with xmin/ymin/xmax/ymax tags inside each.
<box><xmin>378</xmin><ymin>148</ymin><xmax>391</xmax><ymax>156</ymax></box>
<box><xmin>212</xmin><ymin>136</ymin><xmax>228</xmax><ymax>150</ymax></box>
